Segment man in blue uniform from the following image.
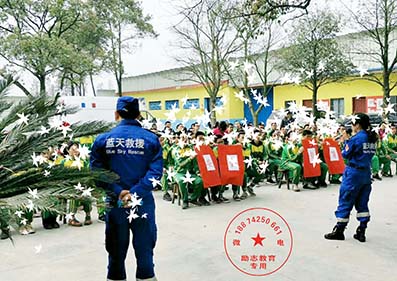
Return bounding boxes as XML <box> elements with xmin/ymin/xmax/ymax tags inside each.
<box><xmin>90</xmin><ymin>96</ymin><xmax>163</xmax><ymax>281</ymax></box>
<box><xmin>324</xmin><ymin>113</ymin><xmax>377</xmax><ymax>243</ymax></box>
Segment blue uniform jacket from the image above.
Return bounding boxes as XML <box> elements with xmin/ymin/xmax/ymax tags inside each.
<box><xmin>342</xmin><ymin>130</ymin><xmax>375</xmax><ymax>170</ymax></box>
<box><xmin>90</xmin><ymin>119</ymin><xmax>163</xmax><ymax>202</ymax></box>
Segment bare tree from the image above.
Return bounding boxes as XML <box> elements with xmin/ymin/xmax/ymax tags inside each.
<box><xmin>345</xmin><ymin>0</ymin><xmax>397</xmax><ymax>116</ymax></box>
<box><xmin>173</xmin><ymin>0</ymin><xmax>241</xmax><ymax>125</ymax></box>
<box><xmin>277</xmin><ymin>10</ymin><xmax>354</xmax><ymax>118</ymax></box>
<box><xmin>225</xmin><ymin>15</ymin><xmax>282</xmax><ymax>126</ymax></box>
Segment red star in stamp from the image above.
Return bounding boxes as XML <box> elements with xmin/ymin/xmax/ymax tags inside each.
<box><xmin>251</xmin><ymin>233</ymin><xmax>266</xmax><ymax>247</ymax></box>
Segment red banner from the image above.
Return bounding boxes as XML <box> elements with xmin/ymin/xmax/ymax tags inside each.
<box><xmin>322</xmin><ymin>138</ymin><xmax>345</xmax><ymax>175</ymax></box>
<box><xmin>302</xmin><ymin>138</ymin><xmax>321</xmax><ymax>178</ymax></box>
<box><xmin>195</xmin><ymin>145</ymin><xmax>222</xmax><ymax>188</ymax></box>
<box><xmin>217</xmin><ymin>145</ymin><xmax>245</xmax><ymax>186</ymax></box>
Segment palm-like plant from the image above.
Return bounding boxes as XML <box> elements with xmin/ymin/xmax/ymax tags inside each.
<box><xmin>0</xmin><ymin>75</ymin><xmax>116</xmax><ymax>229</ymax></box>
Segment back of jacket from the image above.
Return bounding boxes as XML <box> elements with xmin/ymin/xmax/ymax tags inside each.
<box><xmin>90</xmin><ymin>119</ymin><xmax>163</xmax><ymax>202</ymax></box>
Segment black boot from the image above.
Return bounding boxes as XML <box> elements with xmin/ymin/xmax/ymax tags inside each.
<box><xmin>42</xmin><ymin>217</ymin><xmax>53</xmax><ymax>230</ymax></box>
<box><xmin>353</xmin><ymin>226</ymin><xmax>366</xmax><ymax>242</ymax></box>
<box><xmin>324</xmin><ymin>225</ymin><xmax>345</xmax><ymax>240</ymax></box>
<box><xmin>182</xmin><ymin>201</ymin><xmax>189</xmax><ymax>210</ymax></box>
<box><xmin>1</xmin><ymin>228</ymin><xmax>10</xmax><ymax>240</ymax></box>
<box><xmin>51</xmin><ymin>215</ymin><xmax>60</xmax><ymax>229</ymax></box>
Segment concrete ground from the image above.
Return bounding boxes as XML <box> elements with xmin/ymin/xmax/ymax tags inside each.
<box><xmin>1</xmin><ymin>176</ymin><xmax>397</xmax><ymax>281</ymax></box>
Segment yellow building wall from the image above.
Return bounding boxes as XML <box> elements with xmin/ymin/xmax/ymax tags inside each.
<box><xmin>274</xmin><ymin>73</ymin><xmax>397</xmax><ymax>115</ymax></box>
<box><xmin>224</xmin><ymin>86</ymin><xmax>244</xmax><ymax>120</ymax></box>
<box><xmin>124</xmin><ymin>83</ymin><xmax>245</xmax><ymax>122</ymax></box>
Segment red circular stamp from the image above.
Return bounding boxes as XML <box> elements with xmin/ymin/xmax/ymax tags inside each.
<box><xmin>224</xmin><ymin>207</ymin><xmax>293</xmax><ymax>277</ymax></box>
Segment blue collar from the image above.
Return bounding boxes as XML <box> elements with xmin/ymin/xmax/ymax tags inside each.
<box><xmin>119</xmin><ymin>119</ymin><xmax>142</xmax><ymax>127</ymax></box>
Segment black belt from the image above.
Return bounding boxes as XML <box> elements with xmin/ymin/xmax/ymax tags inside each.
<box><xmin>347</xmin><ymin>163</ymin><xmax>365</xmax><ymax>170</ymax></box>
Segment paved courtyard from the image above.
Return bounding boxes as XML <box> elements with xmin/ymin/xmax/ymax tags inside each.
<box><xmin>1</xmin><ymin>176</ymin><xmax>397</xmax><ymax>281</ymax></box>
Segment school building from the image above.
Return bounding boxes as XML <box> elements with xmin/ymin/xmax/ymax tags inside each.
<box><xmin>121</xmin><ymin>31</ymin><xmax>397</xmax><ymax>126</ymax></box>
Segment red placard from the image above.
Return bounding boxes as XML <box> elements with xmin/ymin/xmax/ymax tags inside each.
<box><xmin>195</xmin><ymin>145</ymin><xmax>222</xmax><ymax>188</ymax></box>
<box><xmin>217</xmin><ymin>145</ymin><xmax>245</xmax><ymax>186</ymax></box>
<box><xmin>302</xmin><ymin>138</ymin><xmax>321</xmax><ymax>178</ymax></box>
<box><xmin>322</xmin><ymin>138</ymin><xmax>345</xmax><ymax>175</ymax></box>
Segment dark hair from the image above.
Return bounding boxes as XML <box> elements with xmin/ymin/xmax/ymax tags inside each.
<box><xmin>117</xmin><ymin>109</ymin><xmax>140</xmax><ymax>120</ymax></box>
<box><xmin>214</xmin><ymin>121</ymin><xmax>219</xmax><ymax>128</ymax></box>
<box><xmin>355</xmin><ymin>113</ymin><xmax>377</xmax><ymax>143</ymax></box>
<box><xmin>220</xmin><ymin>121</ymin><xmax>227</xmax><ymax>131</ymax></box>
<box><xmin>65</xmin><ymin>141</ymin><xmax>79</xmax><ymax>155</ymax></box>
<box><xmin>346</xmin><ymin>128</ymin><xmax>352</xmax><ymax>136</ymax></box>
<box><xmin>174</xmin><ymin>131</ymin><xmax>182</xmax><ymax>137</ymax></box>
<box><xmin>367</xmin><ymin>126</ymin><xmax>378</xmax><ymax>143</ymax></box>
<box><xmin>302</xmin><ymin>129</ymin><xmax>313</xmax><ymax>137</ymax></box>
<box><xmin>237</xmin><ymin>130</ymin><xmax>245</xmax><ymax>138</ymax></box>
<box><xmin>195</xmin><ymin>131</ymin><xmax>205</xmax><ymax>138</ymax></box>
<box><xmin>355</xmin><ymin>113</ymin><xmax>370</xmax><ymax>130</ymax></box>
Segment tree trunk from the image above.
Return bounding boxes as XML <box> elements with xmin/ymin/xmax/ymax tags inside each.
<box><xmin>70</xmin><ymin>74</ymin><xmax>75</xmax><ymax>96</ymax></box>
<box><xmin>39</xmin><ymin>75</ymin><xmax>46</xmax><ymax>95</ymax></box>
<box><xmin>312</xmin><ymin>84</ymin><xmax>318</xmax><ymax>118</ymax></box>
<box><xmin>60</xmin><ymin>73</ymin><xmax>66</xmax><ymax>91</ymax></box>
<box><xmin>246</xmin><ymin>89</ymin><xmax>257</xmax><ymax>126</ymax></box>
<box><xmin>117</xmin><ymin>22</ymin><xmax>123</xmax><ymax>97</ymax></box>
<box><xmin>90</xmin><ymin>73</ymin><xmax>96</xmax><ymax>96</ymax></box>
<box><xmin>252</xmin><ymin>113</ymin><xmax>259</xmax><ymax>127</ymax></box>
<box><xmin>383</xmin><ymin>69</ymin><xmax>390</xmax><ymax>117</ymax></box>
<box><xmin>117</xmin><ymin>76</ymin><xmax>122</xmax><ymax>97</ymax></box>
<box><xmin>209</xmin><ymin>95</ymin><xmax>217</xmax><ymax>127</ymax></box>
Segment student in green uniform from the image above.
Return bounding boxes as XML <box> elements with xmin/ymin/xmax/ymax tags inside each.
<box><xmin>250</xmin><ymin>131</ymin><xmax>268</xmax><ymax>182</ymax></box>
<box><xmin>385</xmin><ymin>124</ymin><xmax>397</xmax><ymax>175</ymax></box>
<box><xmin>233</xmin><ymin>131</ymin><xmax>255</xmax><ymax>200</ymax></box>
<box><xmin>265</xmin><ymin>131</ymin><xmax>284</xmax><ymax>183</ymax></box>
<box><xmin>371</xmin><ymin>137</ymin><xmax>391</xmax><ymax>179</ymax></box>
<box><xmin>280</xmin><ymin>131</ymin><xmax>303</xmax><ymax>192</ymax></box>
<box><xmin>173</xmin><ymin>133</ymin><xmax>208</xmax><ymax>209</ymax></box>
<box><xmin>159</xmin><ymin>136</ymin><xmax>173</xmax><ymax>201</ymax></box>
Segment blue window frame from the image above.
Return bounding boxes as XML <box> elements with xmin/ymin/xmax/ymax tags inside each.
<box><xmin>204</xmin><ymin>97</ymin><xmax>224</xmax><ymax>111</ymax></box>
<box><xmin>183</xmin><ymin>98</ymin><xmax>200</xmax><ymax>109</ymax></box>
<box><xmin>149</xmin><ymin>101</ymin><xmax>161</xmax><ymax>110</ymax></box>
<box><xmin>165</xmin><ymin>100</ymin><xmax>179</xmax><ymax>110</ymax></box>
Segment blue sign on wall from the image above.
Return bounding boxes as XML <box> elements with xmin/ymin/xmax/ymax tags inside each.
<box><xmin>243</xmin><ymin>87</ymin><xmax>274</xmax><ymax>123</ymax></box>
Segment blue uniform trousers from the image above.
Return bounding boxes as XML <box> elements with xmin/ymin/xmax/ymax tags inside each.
<box><xmin>335</xmin><ymin>166</ymin><xmax>372</xmax><ymax>228</ymax></box>
<box><xmin>105</xmin><ymin>201</ymin><xmax>157</xmax><ymax>280</ymax></box>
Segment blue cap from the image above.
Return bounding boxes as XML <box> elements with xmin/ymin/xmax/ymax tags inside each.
<box><xmin>116</xmin><ymin>96</ymin><xmax>139</xmax><ymax>115</ymax></box>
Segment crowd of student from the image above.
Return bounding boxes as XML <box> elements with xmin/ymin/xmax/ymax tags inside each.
<box><xmin>2</xmin><ymin>114</ymin><xmax>397</xmax><ymax>238</ymax></box>
<box><xmin>158</xmin><ymin>116</ymin><xmax>397</xmax><ymax>209</ymax></box>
